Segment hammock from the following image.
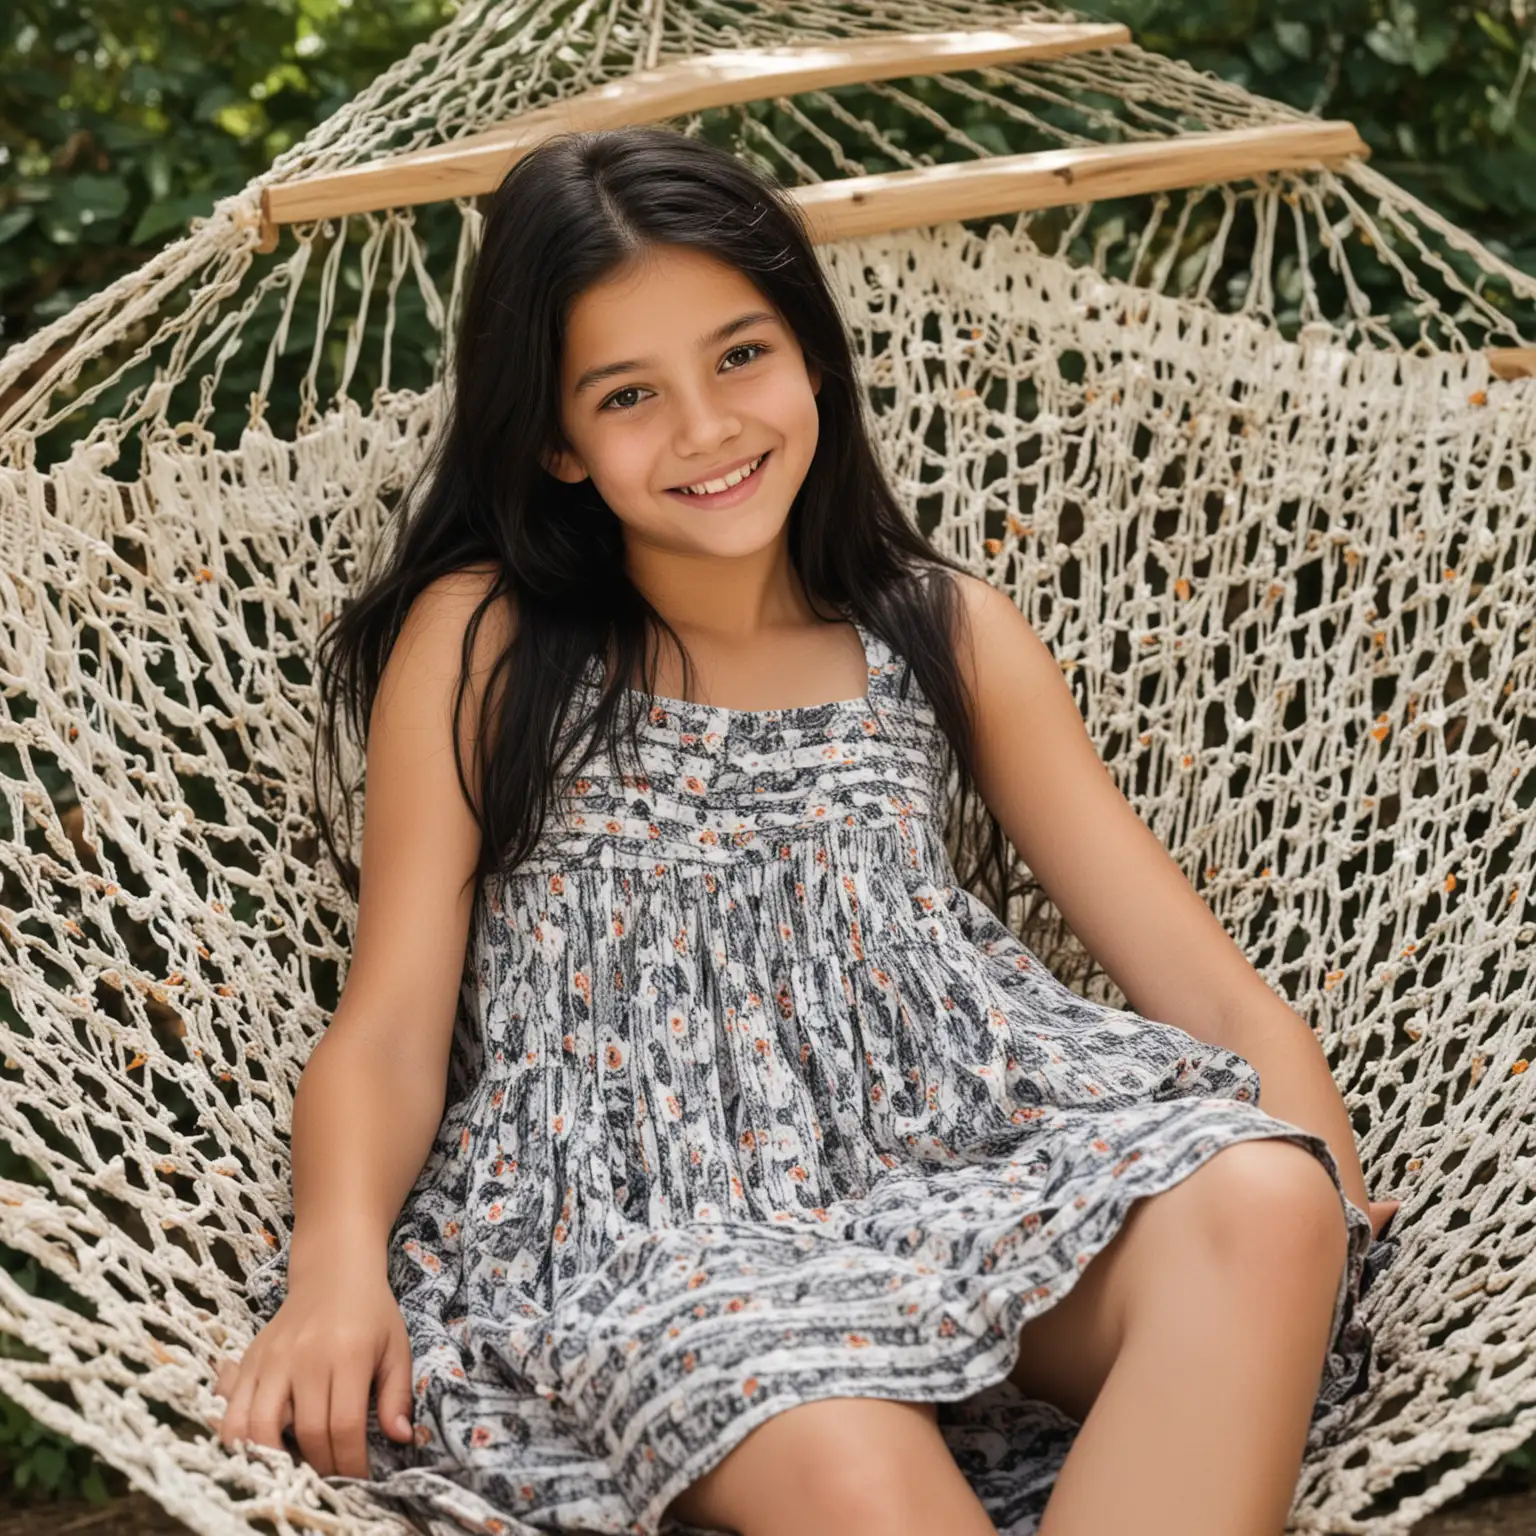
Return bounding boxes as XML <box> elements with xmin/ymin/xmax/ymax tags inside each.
<box><xmin>2</xmin><ymin>2</ymin><xmax>1533</xmax><ymax>1533</ymax></box>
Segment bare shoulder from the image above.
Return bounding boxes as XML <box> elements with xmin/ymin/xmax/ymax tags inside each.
<box><xmin>940</xmin><ymin>567</ymin><xmax>1059</xmax><ymax>714</ymax></box>
<box><xmin>334</xmin><ymin>562</ymin><xmax>516</xmax><ymax>1064</ymax></box>
<box><xmin>396</xmin><ymin>562</ymin><xmax>516</xmax><ymax>664</ymax></box>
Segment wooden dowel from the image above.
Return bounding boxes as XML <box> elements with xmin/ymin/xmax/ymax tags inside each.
<box><xmin>255</xmin><ymin>22</ymin><xmax>1130</xmax><ymax>249</ymax></box>
<box><xmin>1487</xmin><ymin>348</ymin><xmax>1536</xmax><ymax>381</ymax></box>
<box><xmin>790</xmin><ymin>121</ymin><xmax>1369</xmax><ymax>241</ymax></box>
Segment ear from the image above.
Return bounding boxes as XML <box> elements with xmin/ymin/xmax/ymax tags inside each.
<box><xmin>541</xmin><ymin>444</ymin><xmax>590</xmax><ymax>484</ymax></box>
<box><xmin>808</xmin><ymin>359</ymin><xmax>822</xmax><ymax>396</ymax></box>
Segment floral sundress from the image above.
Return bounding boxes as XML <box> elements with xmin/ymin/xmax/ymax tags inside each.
<box><xmin>246</xmin><ymin>616</ymin><xmax>1399</xmax><ymax>1536</ymax></box>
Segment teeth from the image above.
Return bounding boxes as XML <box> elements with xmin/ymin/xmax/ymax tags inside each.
<box><xmin>678</xmin><ymin>454</ymin><xmax>763</xmax><ymax>496</ymax></box>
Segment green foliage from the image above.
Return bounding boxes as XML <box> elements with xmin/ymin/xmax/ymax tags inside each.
<box><xmin>1</xmin><ymin>0</ymin><xmax>1533</xmax><ymax>1514</ymax></box>
<box><xmin>1</xmin><ymin>0</ymin><xmax>456</xmax><ymax>331</ymax></box>
<box><xmin>1090</xmin><ymin>0</ymin><xmax>1536</xmax><ymax>273</ymax></box>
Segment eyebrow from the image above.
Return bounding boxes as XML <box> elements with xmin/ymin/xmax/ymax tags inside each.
<box><xmin>572</xmin><ymin>309</ymin><xmax>780</xmax><ymax>398</ymax></box>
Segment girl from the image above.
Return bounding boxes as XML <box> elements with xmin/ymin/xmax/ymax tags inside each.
<box><xmin>216</xmin><ymin>126</ymin><xmax>1401</xmax><ymax>1536</ymax></box>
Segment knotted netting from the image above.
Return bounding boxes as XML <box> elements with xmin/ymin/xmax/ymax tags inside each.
<box><xmin>2</xmin><ymin>1</ymin><xmax>1534</xmax><ymax>1533</ymax></box>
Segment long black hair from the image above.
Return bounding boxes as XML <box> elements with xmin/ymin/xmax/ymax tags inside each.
<box><xmin>310</xmin><ymin>125</ymin><xmax>1029</xmax><ymax>941</ymax></box>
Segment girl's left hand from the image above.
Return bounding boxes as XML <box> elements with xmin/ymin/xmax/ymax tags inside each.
<box><xmin>1367</xmin><ymin>1198</ymin><xmax>1400</xmax><ymax>1241</ymax></box>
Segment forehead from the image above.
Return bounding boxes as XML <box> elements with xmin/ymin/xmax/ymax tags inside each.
<box><xmin>562</xmin><ymin>246</ymin><xmax>771</xmax><ymax>361</ymax></box>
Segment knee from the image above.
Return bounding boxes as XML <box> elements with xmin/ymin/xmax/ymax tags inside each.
<box><xmin>1180</xmin><ymin>1138</ymin><xmax>1349</xmax><ymax>1276</ymax></box>
<box><xmin>792</xmin><ymin>1421</ymin><xmax>936</xmax><ymax>1524</ymax></box>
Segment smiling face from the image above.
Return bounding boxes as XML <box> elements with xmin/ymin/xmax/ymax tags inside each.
<box><xmin>542</xmin><ymin>244</ymin><xmax>822</xmax><ymax>573</ymax></box>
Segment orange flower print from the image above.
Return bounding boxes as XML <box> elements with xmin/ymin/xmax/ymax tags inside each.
<box><xmin>742</xmin><ymin>1377</ymin><xmax>760</xmax><ymax>1396</ymax></box>
<box><xmin>605</xmin><ymin>1043</ymin><xmax>624</xmax><ymax>1070</ymax></box>
<box><xmin>549</xmin><ymin>873</ymin><xmax>566</xmax><ymax>894</ymax></box>
<box><xmin>682</xmin><ymin>1351</ymin><xmax>697</xmax><ymax>1371</ymax></box>
<box><xmin>687</xmin><ymin>1270</ymin><xmax>708</xmax><ymax>1289</ymax></box>
<box><xmin>471</xmin><ymin>1425</ymin><xmax>493</xmax><ymax>1448</ymax></box>
<box><xmin>846</xmin><ymin>1333</ymin><xmax>871</xmax><ymax>1348</ymax></box>
<box><xmin>669</xmin><ymin>1010</ymin><xmax>686</xmax><ymax>1034</ymax></box>
<box><xmin>684</xmin><ymin>775</ymin><xmax>705</xmax><ymax>795</ymax></box>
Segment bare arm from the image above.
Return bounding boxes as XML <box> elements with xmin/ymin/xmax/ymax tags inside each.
<box><xmin>286</xmin><ymin>564</ymin><xmax>513</xmax><ymax>1289</ymax></box>
<box><xmin>947</xmin><ymin>570</ymin><xmax>1377</xmax><ymax>1220</ymax></box>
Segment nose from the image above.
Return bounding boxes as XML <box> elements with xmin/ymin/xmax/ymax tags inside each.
<box><xmin>671</xmin><ymin>379</ymin><xmax>743</xmax><ymax>462</ymax></box>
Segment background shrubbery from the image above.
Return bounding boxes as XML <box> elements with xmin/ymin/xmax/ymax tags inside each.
<box><xmin>2</xmin><ymin>0</ymin><xmax>1533</xmax><ymax>1514</ymax></box>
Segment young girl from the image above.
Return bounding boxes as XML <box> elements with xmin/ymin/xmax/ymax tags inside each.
<box><xmin>216</xmin><ymin>126</ymin><xmax>1401</xmax><ymax>1536</ymax></box>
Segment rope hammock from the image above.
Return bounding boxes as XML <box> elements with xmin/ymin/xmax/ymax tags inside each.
<box><xmin>2</xmin><ymin>2</ymin><xmax>1534</xmax><ymax>1533</ymax></box>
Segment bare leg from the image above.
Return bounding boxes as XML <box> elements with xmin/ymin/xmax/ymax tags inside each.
<box><xmin>662</xmin><ymin>1396</ymin><xmax>998</xmax><ymax>1536</ymax></box>
<box><xmin>1026</xmin><ymin>1138</ymin><xmax>1350</xmax><ymax>1536</ymax></box>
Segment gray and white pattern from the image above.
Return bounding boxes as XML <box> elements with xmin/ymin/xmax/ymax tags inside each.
<box><xmin>247</xmin><ymin>617</ymin><xmax>1399</xmax><ymax>1536</ymax></box>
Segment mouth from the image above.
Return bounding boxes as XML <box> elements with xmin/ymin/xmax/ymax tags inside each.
<box><xmin>665</xmin><ymin>450</ymin><xmax>771</xmax><ymax>507</ymax></box>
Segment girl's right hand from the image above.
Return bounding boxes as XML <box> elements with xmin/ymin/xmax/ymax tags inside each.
<box><xmin>212</xmin><ymin>1262</ymin><xmax>415</xmax><ymax>1479</ymax></box>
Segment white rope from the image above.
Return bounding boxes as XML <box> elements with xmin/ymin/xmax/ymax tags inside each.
<box><xmin>1</xmin><ymin>3</ymin><xmax>1534</xmax><ymax>1533</ymax></box>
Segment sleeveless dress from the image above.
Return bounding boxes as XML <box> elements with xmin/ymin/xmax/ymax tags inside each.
<box><xmin>246</xmin><ymin>616</ymin><xmax>1400</xmax><ymax>1536</ymax></box>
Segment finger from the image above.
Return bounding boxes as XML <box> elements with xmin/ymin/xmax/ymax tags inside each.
<box><xmin>215</xmin><ymin>1353</ymin><xmax>244</xmax><ymax>1400</ymax></box>
<box><xmin>375</xmin><ymin>1325</ymin><xmax>416</xmax><ymax>1445</ymax></box>
<box><xmin>247</xmin><ymin>1369</ymin><xmax>297</xmax><ymax>1460</ymax></box>
<box><xmin>218</xmin><ymin>1355</ymin><xmax>263</xmax><ymax>1453</ymax></box>
<box><xmin>292</xmin><ymin>1365</ymin><xmax>338</xmax><ymax>1478</ymax></box>
<box><xmin>334</xmin><ymin>1357</ymin><xmax>377</xmax><ymax>1479</ymax></box>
